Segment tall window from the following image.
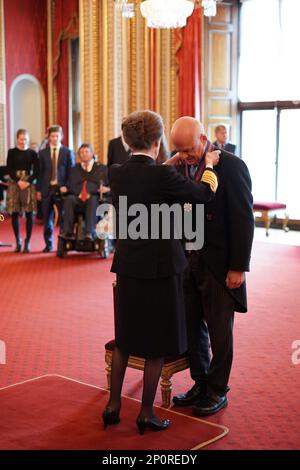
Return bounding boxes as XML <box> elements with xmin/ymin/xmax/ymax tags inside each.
<box><xmin>239</xmin><ymin>0</ymin><xmax>300</xmax><ymax>219</ymax></box>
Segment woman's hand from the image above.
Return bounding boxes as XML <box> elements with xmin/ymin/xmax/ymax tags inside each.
<box><xmin>163</xmin><ymin>152</ymin><xmax>186</xmax><ymax>166</ymax></box>
<box><xmin>205</xmin><ymin>150</ymin><xmax>220</xmax><ymax>167</ymax></box>
<box><xmin>17</xmin><ymin>180</ymin><xmax>30</xmax><ymax>191</ymax></box>
<box><xmin>98</xmin><ymin>185</ymin><xmax>111</xmax><ymax>194</ymax></box>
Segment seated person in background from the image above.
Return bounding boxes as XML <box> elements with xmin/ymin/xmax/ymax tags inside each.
<box><xmin>213</xmin><ymin>124</ymin><xmax>236</xmax><ymax>154</ymax></box>
<box><xmin>61</xmin><ymin>143</ymin><xmax>110</xmax><ymax>240</ymax></box>
<box><xmin>107</xmin><ymin>134</ymin><xmax>131</xmax><ymax>167</ymax></box>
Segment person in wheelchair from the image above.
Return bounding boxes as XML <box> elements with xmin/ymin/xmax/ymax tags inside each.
<box><xmin>61</xmin><ymin>143</ymin><xmax>110</xmax><ymax>241</ymax></box>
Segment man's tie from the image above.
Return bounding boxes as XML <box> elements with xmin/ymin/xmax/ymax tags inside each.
<box><xmin>80</xmin><ymin>180</ymin><xmax>88</xmax><ymax>202</ymax></box>
<box><xmin>189</xmin><ymin>165</ymin><xmax>197</xmax><ymax>179</ymax></box>
<box><xmin>51</xmin><ymin>147</ymin><xmax>57</xmax><ymax>181</ymax></box>
<box><xmin>79</xmin><ymin>164</ymin><xmax>89</xmax><ymax>202</ymax></box>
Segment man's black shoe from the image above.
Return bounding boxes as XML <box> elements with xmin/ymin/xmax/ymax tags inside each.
<box><xmin>23</xmin><ymin>239</ymin><xmax>30</xmax><ymax>253</ymax></box>
<box><xmin>192</xmin><ymin>393</ymin><xmax>228</xmax><ymax>416</ymax></box>
<box><xmin>173</xmin><ymin>383</ymin><xmax>207</xmax><ymax>407</ymax></box>
<box><xmin>42</xmin><ymin>246</ymin><xmax>53</xmax><ymax>253</ymax></box>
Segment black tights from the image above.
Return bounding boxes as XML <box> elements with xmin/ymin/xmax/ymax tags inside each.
<box><xmin>12</xmin><ymin>212</ymin><xmax>34</xmax><ymax>245</ymax></box>
<box><xmin>106</xmin><ymin>347</ymin><xmax>164</xmax><ymax>420</ymax></box>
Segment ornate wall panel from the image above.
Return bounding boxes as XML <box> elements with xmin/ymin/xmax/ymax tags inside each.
<box><xmin>79</xmin><ymin>0</ymin><xmax>101</xmax><ymax>157</ymax></box>
<box><xmin>4</xmin><ymin>0</ymin><xmax>48</xmax><ymax>147</ymax></box>
<box><xmin>80</xmin><ymin>0</ymin><xmax>179</xmax><ymax>162</ymax></box>
<box><xmin>0</xmin><ymin>0</ymin><xmax>7</xmax><ymax>164</ymax></box>
<box><xmin>47</xmin><ymin>0</ymin><xmax>54</xmax><ymax>126</ymax></box>
<box><xmin>202</xmin><ymin>0</ymin><xmax>238</xmax><ymax>142</ymax></box>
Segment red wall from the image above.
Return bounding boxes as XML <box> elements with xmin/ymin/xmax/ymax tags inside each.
<box><xmin>4</xmin><ymin>0</ymin><xmax>48</xmax><ymax>144</ymax></box>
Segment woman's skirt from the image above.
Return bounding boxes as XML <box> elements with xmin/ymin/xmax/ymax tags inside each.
<box><xmin>115</xmin><ymin>273</ymin><xmax>187</xmax><ymax>358</ymax></box>
<box><xmin>7</xmin><ymin>182</ymin><xmax>37</xmax><ymax>214</ymax></box>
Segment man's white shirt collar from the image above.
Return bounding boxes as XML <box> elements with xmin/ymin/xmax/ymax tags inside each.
<box><xmin>81</xmin><ymin>159</ymin><xmax>94</xmax><ymax>172</ymax></box>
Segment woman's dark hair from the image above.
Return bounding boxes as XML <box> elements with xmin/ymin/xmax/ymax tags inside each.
<box><xmin>16</xmin><ymin>129</ymin><xmax>29</xmax><ymax>139</ymax></box>
<box><xmin>121</xmin><ymin>110</ymin><xmax>164</xmax><ymax>151</ymax></box>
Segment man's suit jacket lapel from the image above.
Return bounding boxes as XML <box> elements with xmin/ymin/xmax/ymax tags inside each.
<box><xmin>214</xmin><ymin>150</ymin><xmax>225</xmax><ymax>179</ymax></box>
<box><xmin>58</xmin><ymin>145</ymin><xmax>65</xmax><ymax>165</ymax></box>
<box><xmin>44</xmin><ymin>147</ymin><xmax>51</xmax><ymax>168</ymax></box>
<box><xmin>45</xmin><ymin>147</ymin><xmax>50</xmax><ymax>159</ymax></box>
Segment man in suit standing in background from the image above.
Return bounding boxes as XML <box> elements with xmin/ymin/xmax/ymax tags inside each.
<box><xmin>171</xmin><ymin>117</ymin><xmax>254</xmax><ymax>416</ymax></box>
<box><xmin>107</xmin><ymin>135</ymin><xmax>131</xmax><ymax>167</ymax></box>
<box><xmin>37</xmin><ymin>125</ymin><xmax>75</xmax><ymax>252</ymax></box>
<box><xmin>213</xmin><ymin>124</ymin><xmax>236</xmax><ymax>154</ymax></box>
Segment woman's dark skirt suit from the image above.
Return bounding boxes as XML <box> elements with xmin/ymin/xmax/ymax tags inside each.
<box><xmin>108</xmin><ymin>155</ymin><xmax>217</xmax><ymax>359</ymax></box>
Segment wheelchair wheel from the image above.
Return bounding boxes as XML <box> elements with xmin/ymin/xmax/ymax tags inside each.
<box><xmin>56</xmin><ymin>236</ymin><xmax>67</xmax><ymax>258</ymax></box>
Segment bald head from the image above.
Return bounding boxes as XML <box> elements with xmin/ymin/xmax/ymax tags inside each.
<box><xmin>170</xmin><ymin>117</ymin><xmax>207</xmax><ymax>164</ymax></box>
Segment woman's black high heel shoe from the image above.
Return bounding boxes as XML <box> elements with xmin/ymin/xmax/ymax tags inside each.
<box><xmin>23</xmin><ymin>239</ymin><xmax>30</xmax><ymax>253</ymax></box>
<box><xmin>136</xmin><ymin>417</ymin><xmax>170</xmax><ymax>435</ymax></box>
<box><xmin>102</xmin><ymin>408</ymin><xmax>120</xmax><ymax>430</ymax></box>
<box><xmin>14</xmin><ymin>241</ymin><xmax>22</xmax><ymax>253</ymax></box>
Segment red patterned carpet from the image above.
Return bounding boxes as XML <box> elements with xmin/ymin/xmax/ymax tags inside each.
<box><xmin>0</xmin><ymin>375</ymin><xmax>227</xmax><ymax>450</ymax></box>
<box><xmin>0</xmin><ymin>217</ymin><xmax>300</xmax><ymax>449</ymax></box>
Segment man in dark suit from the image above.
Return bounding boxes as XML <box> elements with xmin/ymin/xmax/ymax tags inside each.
<box><xmin>171</xmin><ymin>117</ymin><xmax>254</xmax><ymax>416</ymax></box>
<box><xmin>61</xmin><ymin>143</ymin><xmax>110</xmax><ymax>240</ymax></box>
<box><xmin>107</xmin><ymin>135</ymin><xmax>131</xmax><ymax>167</ymax></box>
<box><xmin>213</xmin><ymin>124</ymin><xmax>236</xmax><ymax>154</ymax></box>
<box><xmin>37</xmin><ymin>125</ymin><xmax>75</xmax><ymax>252</ymax></box>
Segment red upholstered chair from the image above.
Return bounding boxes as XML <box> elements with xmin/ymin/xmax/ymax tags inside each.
<box><xmin>253</xmin><ymin>202</ymin><xmax>289</xmax><ymax>236</ymax></box>
<box><xmin>104</xmin><ymin>283</ymin><xmax>189</xmax><ymax>408</ymax></box>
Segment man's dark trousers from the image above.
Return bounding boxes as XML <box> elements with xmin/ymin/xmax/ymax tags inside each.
<box><xmin>183</xmin><ymin>250</ymin><xmax>235</xmax><ymax>396</ymax></box>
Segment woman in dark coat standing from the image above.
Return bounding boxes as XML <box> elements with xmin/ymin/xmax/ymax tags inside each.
<box><xmin>6</xmin><ymin>129</ymin><xmax>39</xmax><ymax>253</ymax></box>
<box><xmin>103</xmin><ymin>110</ymin><xmax>219</xmax><ymax>434</ymax></box>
